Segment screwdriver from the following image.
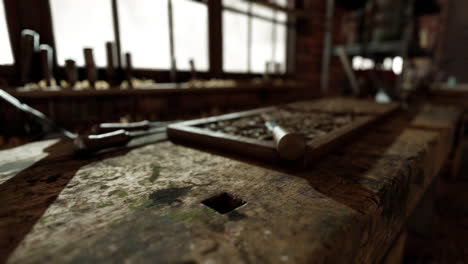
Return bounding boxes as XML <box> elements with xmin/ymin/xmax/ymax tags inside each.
<box><xmin>0</xmin><ymin>89</ymin><xmax>77</xmax><ymax>140</ymax></box>
<box><xmin>74</xmin><ymin>126</ymin><xmax>166</xmax><ymax>154</ymax></box>
<box><xmin>92</xmin><ymin>120</ymin><xmax>179</xmax><ymax>134</ymax></box>
<box><xmin>265</xmin><ymin>121</ymin><xmax>306</xmax><ymax>161</ymax></box>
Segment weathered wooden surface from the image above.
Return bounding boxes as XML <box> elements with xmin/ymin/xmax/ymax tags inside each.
<box><xmin>383</xmin><ymin>231</ymin><xmax>407</xmax><ymax>264</ymax></box>
<box><xmin>0</xmin><ymin>104</ymin><xmax>460</xmax><ymax>264</ymax></box>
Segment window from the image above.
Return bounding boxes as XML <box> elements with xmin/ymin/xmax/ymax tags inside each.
<box><xmin>251</xmin><ymin>17</ymin><xmax>273</xmax><ymax>73</ymax></box>
<box><xmin>223</xmin><ymin>9</ymin><xmax>248</xmax><ymax>72</ymax></box>
<box><xmin>223</xmin><ymin>0</ymin><xmax>289</xmax><ymax>74</ymax></box>
<box><xmin>118</xmin><ymin>0</ymin><xmax>208</xmax><ymax>71</ymax></box>
<box><xmin>47</xmin><ymin>0</ymin><xmax>290</xmax><ymax>77</ymax></box>
<box><xmin>50</xmin><ymin>0</ymin><xmax>115</xmax><ymax>67</ymax></box>
<box><xmin>117</xmin><ymin>0</ymin><xmax>171</xmax><ymax>69</ymax></box>
<box><xmin>0</xmin><ymin>0</ymin><xmax>14</xmax><ymax>65</ymax></box>
<box><xmin>172</xmin><ymin>0</ymin><xmax>209</xmax><ymax>71</ymax></box>
<box><xmin>274</xmin><ymin>24</ymin><xmax>287</xmax><ymax>73</ymax></box>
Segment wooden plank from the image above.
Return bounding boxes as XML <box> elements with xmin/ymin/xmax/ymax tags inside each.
<box><xmin>383</xmin><ymin>231</ymin><xmax>407</xmax><ymax>264</ymax></box>
<box><xmin>372</xmin><ymin>105</ymin><xmax>462</xmax><ymax>181</ymax></box>
<box><xmin>409</xmin><ymin>105</ymin><xmax>462</xmax><ymax>178</ymax></box>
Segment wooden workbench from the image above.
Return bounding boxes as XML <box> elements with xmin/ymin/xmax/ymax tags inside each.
<box><xmin>0</xmin><ymin>101</ymin><xmax>462</xmax><ymax>264</ymax></box>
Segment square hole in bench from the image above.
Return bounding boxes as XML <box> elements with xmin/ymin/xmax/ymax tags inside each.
<box><xmin>201</xmin><ymin>192</ymin><xmax>246</xmax><ymax>214</ymax></box>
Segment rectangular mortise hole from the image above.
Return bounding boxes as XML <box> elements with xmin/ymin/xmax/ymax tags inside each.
<box><xmin>201</xmin><ymin>192</ymin><xmax>246</xmax><ymax>214</ymax></box>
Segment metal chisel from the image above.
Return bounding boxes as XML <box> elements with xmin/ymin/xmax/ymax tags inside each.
<box><xmin>0</xmin><ymin>89</ymin><xmax>169</xmax><ymax>154</ymax></box>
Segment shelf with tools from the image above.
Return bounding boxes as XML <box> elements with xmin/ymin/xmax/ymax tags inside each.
<box><xmin>7</xmin><ymin>80</ymin><xmax>308</xmax><ymax>99</ymax></box>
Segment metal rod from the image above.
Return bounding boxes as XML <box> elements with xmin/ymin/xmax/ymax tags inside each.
<box><xmin>247</xmin><ymin>2</ymin><xmax>252</xmax><ymax>73</ymax></box>
<box><xmin>320</xmin><ymin>0</ymin><xmax>335</xmax><ymax>95</ymax></box>
<box><xmin>0</xmin><ymin>89</ymin><xmax>76</xmax><ymax>139</ymax></box>
<box><xmin>168</xmin><ymin>0</ymin><xmax>177</xmax><ymax>82</ymax></box>
<box><xmin>111</xmin><ymin>0</ymin><xmax>122</xmax><ymax>68</ymax></box>
<box><xmin>272</xmin><ymin>10</ymin><xmax>277</xmax><ymax>67</ymax></box>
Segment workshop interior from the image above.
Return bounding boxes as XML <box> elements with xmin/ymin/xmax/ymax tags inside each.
<box><xmin>1</xmin><ymin>0</ymin><xmax>468</xmax><ymax>263</ymax></box>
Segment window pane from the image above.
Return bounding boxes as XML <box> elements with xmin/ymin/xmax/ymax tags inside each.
<box><xmin>173</xmin><ymin>0</ymin><xmax>208</xmax><ymax>71</ymax></box>
<box><xmin>50</xmin><ymin>0</ymin><xmax>115</xmax><ymax>67</ymax></box>
<box><xmin>251</xmin><ymin>18</ymin><xmax>273</xmax><ymax>73</ymax></box>
<box><xmin>223</xmin><ymin>0</ymin><xmax>249</xmax><ymax>11</ymax></box>
<box><xmin>0</xmin><ymin>0</ymin><xmax>13</xmax><ymax>65</ymax></box>
<box><xmin>277</xmin><ymin>11</ymin><xmax>288</xmax><ymax>22</ymax></box>
<box><xmin>274</xmin><ymin>23</ymin><xmax>287</xmax><ymax>73</ymax></box>
<box><xmin>118</xmin><ymin>0</ymin><xmax>170</xmax><ymax>69</ymax></box>
<box><xmin>223</xmin><ymin>10</ymin><xmax>248</xmax><ymax>73</ymax></box>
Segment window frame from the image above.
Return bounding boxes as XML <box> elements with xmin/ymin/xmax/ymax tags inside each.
<box><xmin>222</xmin><ymin>1</ymin><xmax>292</xmax><ymax>74</ymax></box>
<box><xmin>0</xmin><ymin>0</ymin><xmax>295</xmax><ymax>85</ymax></box>
<box><xmin>0</xmin><ymin>0</ymin><xmax>17</xmax><ymax>79</ymax></box>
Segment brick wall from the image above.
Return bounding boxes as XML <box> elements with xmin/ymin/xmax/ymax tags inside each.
<box><xmin>294</xmin><ymin>0</ymin><xmax>348</xmax><ymax>96</ymax></box>
<box><xmin>436</xmin><ymin>0</ymin><xmax>468</xmax><ymax>83</ymax></box>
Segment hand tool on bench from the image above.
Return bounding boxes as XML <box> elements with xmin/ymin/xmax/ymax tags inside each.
<box><xmin>20</xmin><ymin>29</ymin><xmax>40</xmax><ymax>85</ymax></box>
<box><xmin>65</xmin><ymin>59</ymin><xmax>78</xmax><ymax>88</ymax></box>
<box><xmin>265</xmin><ymin>121</ymin><xmax>306</xmax><ymax>161</ymax></box>
<box><xmin>74</xmin><ymin>126</ymin><xmax>166</xmax><ymax>153</ymax></box>
<box><xmin>124</xmin><ymin>52</ymin><xmax>134</xmax><ymax>89</ymax></box>
<box><xmin>92</xmin><ymin>120</ymin><xmax>180</xmax><ymax>134</ymax></box>
<box><xmin>0</xmin><ymin>89</ymin><xmax>171</xmax><ymax>154</ymax></box>
<box><xmin>106</xmin><ymin>42</ymin><xmax>119</xmax><ymax>88</ymax></box>
<box><xmin>0</xmin><ymin>89</ymin><xmax>76</xmax><ymax>139</ymax></box>
<box><xmin>84</xmin><ymin>48</ymin><xmax>97</xmax><ymax>89</ymax></box>
<box><xmin>39</xmin><ymin>44</ymin><xmax>54</xmax><ymax>87</ymax></box>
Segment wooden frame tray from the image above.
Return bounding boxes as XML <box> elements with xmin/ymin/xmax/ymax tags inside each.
<box><xmin>167</xmin><ymin>98</ymin><xmax>399</xmax><ymax>167</ymax></box>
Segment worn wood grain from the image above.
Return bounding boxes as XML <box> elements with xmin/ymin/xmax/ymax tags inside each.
<box><xmin>0</xmin><ymin>103</ymin><xmax>458</xmax><ymax>264</ymax></box>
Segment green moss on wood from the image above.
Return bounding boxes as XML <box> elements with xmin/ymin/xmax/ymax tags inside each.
<box><xmin>109</xmin><ymin>190</ymin><xmax>129</xmax><ymax>198</ymax></box>
<box><xmin>97</xmin><ymin>201</ymin><xmax>114</xmax><ymax>208</ymax></box>
<box><xmin>149</xmin><ymin>165</ymin><xmax>162</xmax><ymax>183</ymax></box>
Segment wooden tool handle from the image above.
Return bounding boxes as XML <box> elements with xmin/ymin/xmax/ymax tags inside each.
<box><xmin>39</xmin><ymin>44</ymin><xmax>54</xmax><ymax>87</ymax></box>
<box><xmin>84</xmin><ymin>48</ymin><xmax>97</xmax><ymax>89</ymax></box>
<box><xmin>65</xmin><ymin>59</ymin><xmax>78</xmax><ymax>88</ymax></box>
<box><xmin>271</xmin><ymin>125</ymin><xmax>306</xmax><ymax>161</ymax></box>
<box><xmin>74</xmin><ymin>130</ymin><xmax>131</xmax><ymax>153</ymax></box>
<box><xmin>106</xmin><ymin>42</ymin><xmax>118</xmax><ymax>87</ymax></box>
<box><xmin>20</xmin><ymin>30</ymin><xmax>40</xmax><ymax>85</ymax></box>
<box><xmin>124</xmin><ymin>52</ymin><xmax>134</xmax><ymax>89</ymax></box>
<box><xmin>92</xmin><ymin>121</ymin><xmax>151</xmax><ymax>134</ymax></box>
